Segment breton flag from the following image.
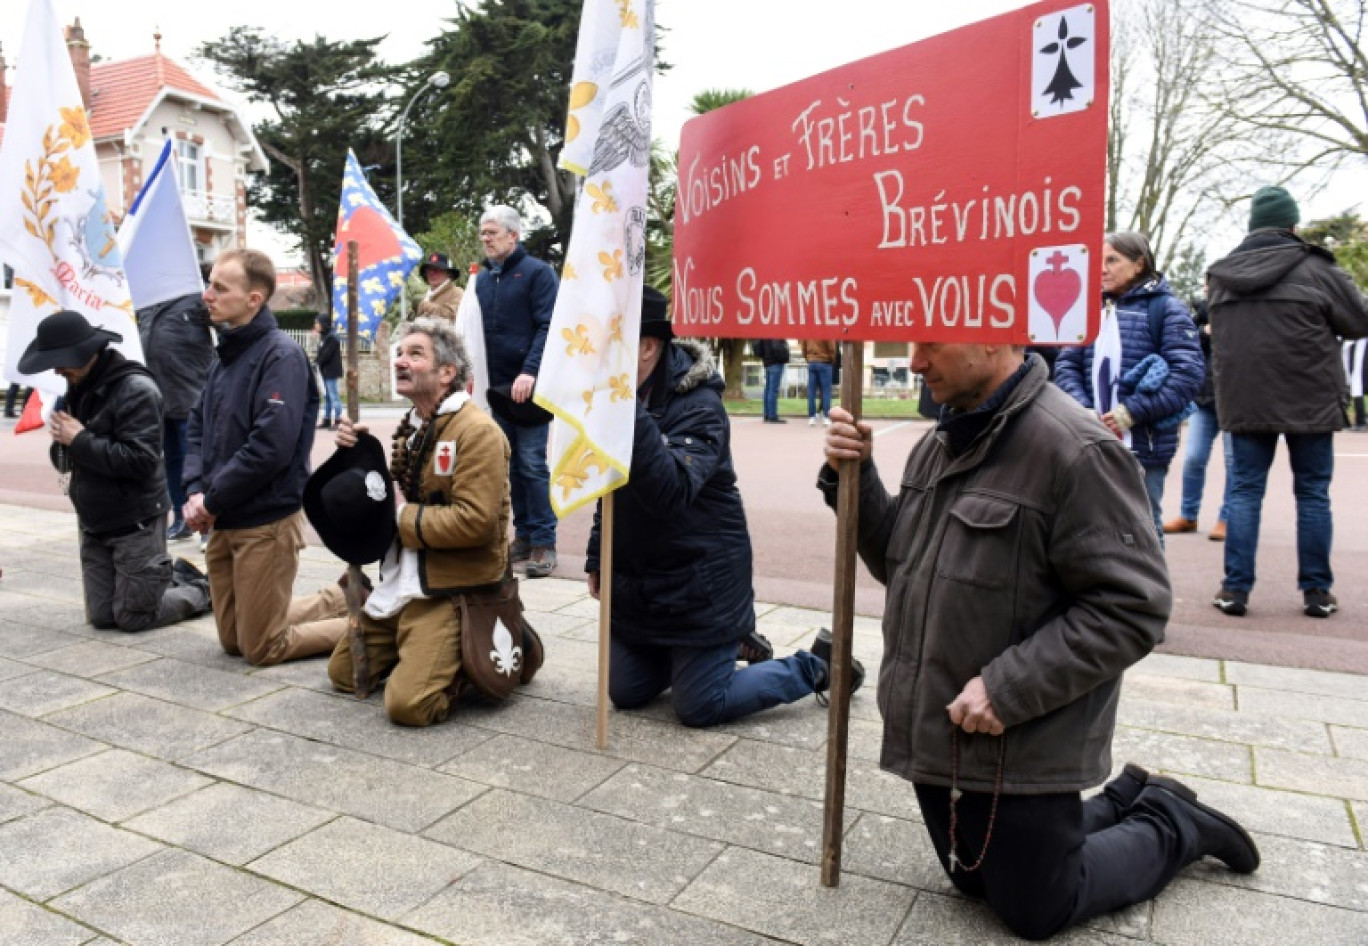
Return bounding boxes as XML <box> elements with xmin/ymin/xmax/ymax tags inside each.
<box><xmin>0</xmin><ymin>0</ymin><xmax>140</xmax><ymax>433</ymax></box>
<box><xmin>533</xmin><ymin>0</ymin><xmax>655</xmax><ymax>515</ymax></box>
<box><xmin>454</xmin><ymin>264</ymin><xmax>491</xmax><ymax>413</ymax></box>
<box><xmin>330</xmin><ymin>149</ymin><xmax>422</xmax><ymax>339</ymax></box>
<box><xmin>117</xmin><ymin>138</ymin><xmax>204</xmax><ymax>309</ymax></box>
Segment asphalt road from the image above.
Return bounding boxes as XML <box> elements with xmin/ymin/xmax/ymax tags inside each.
<box><xmin>3</xmin><ymin>406</ymin><xmax>1366</xmax><ymax>674</ymax></box>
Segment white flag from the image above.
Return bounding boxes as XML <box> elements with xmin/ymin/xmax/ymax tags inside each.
<box><xmin>0</xmin><ymin>0</ymin><xmax>140</xmax><ymax>423</ymax></box>
<box><xmin>533</xmin><ymin>0</ymin><xmax>655</xmax><ymax>516</ymax></box>
<box><xmin>117</xmin><ymin>138</ymin><xmax>204</xmax><ymax>310</ymax></box>
<box><xmin>455</xmin><ymin>267</ymin><xmax>490</xmax><ymax>412</ymax></box>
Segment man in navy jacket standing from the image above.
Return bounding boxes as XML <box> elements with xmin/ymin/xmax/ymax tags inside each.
<box><xmin>184</xmin><ymin>249</ymin><xmax>322</xmax><ymax>665</ymax></box>
<box><xmin>476</xmin><ymin>205</ymin><xmax>559</xmax><ymax>578</ymax></box>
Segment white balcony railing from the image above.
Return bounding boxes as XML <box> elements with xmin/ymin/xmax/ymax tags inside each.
<box><xmin>181</xmin><ymin>189</ymin><xmax>237</xmax><ymax>226</ymax></box>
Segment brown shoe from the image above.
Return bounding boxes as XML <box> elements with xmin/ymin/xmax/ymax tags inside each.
<box><xmin>1208</xmin><ymin>520</ymin><xmax>1226</xmax><ymax>542</ymax></box>
<box><xmin>509</xmin><ymin>537</ymin><xmax>532</xmax><ymax>567</ymax></box>
<box><xmin>1163</xmin><ymin>517</ymin><xmax>1198</xmax><ymax>534</ymax></box>
<box><xmin>525</xmin><ymin>546</ymin><xmax>556</xmax><ymax>579</ymax></box>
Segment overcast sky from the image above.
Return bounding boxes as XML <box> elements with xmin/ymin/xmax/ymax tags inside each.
<box><xmin>3</xmin><ymin>0</ymin><xmax>1360</xmax><ymax>263</ymax></box>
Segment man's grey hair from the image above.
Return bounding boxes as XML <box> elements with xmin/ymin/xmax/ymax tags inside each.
<box><xmin>400</xmin><ymin>317</ymin><xmax>472</xmax><ymax>391</ymax></box>
<box><xmin>480</xmin><ymin>205</ymin><xmax>522</xmax><ymax>237</ymax></box>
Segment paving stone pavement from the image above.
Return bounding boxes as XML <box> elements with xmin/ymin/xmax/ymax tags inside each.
<box><xmin>0</xmin><ymin>503</ymin><xmax>1364</xmax><ymax>945</ymax></box>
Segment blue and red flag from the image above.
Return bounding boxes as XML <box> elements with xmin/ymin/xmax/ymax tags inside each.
<box><xmin>330</xmin><ymin>150</ymin><xmax>422</xmax><ymax>339</ymax></box>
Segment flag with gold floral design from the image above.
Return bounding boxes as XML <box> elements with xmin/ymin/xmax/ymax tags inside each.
<box><xmin>533</xmin><ymin>0</ymin><xmax>655</xmax><ymax>515</ymax></box>
<box><xmin>0</xmin><ymin>0</ymin><xmax>140</xmax><ymax>432</ymax></box>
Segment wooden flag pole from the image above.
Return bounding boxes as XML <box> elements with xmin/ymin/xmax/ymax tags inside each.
<box><xmin>821</xmin><ymin>340</ymin><xmax>864</xmax><ymax>887</ymax></box>
<box><xmin>342</xmin><ymin>240</ymin><xmax>373</xmax><ymax>699</ymax></box>
<box><xmin>595</xmin><ymin>493</ymin><xmax>615</xmax><ymax>749</ymax></box>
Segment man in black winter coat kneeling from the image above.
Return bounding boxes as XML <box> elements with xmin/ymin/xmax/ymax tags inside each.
<box><xmin>585</xmin><ymin>289</ymin><xmax>860</xmax><ymax>727</ymax></box>
<box><xmin>21</xmin><ymin>310</ymin><xmax>210</xmax><ymax>632</ymax></box>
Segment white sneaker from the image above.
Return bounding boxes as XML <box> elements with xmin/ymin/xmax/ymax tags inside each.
<box><xmin>809</xmin><ymin>416</ymin><xmax>817</xmax><ymax>426</ymax></box>
<box><xmin>823</xmin><ymin>415</ymin><xmax>832</xmax><ymax>426</ymax></box>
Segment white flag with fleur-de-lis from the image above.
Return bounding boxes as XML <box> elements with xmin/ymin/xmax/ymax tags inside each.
<box><xmin>533</xmin><ymin>0</ymin><xmax>655</xmax><ymax>516</ymax></box>
<box><xmin>0</xmin><ymin>0</ymin><xmax>140</xmax><ymax>426</ymax></box>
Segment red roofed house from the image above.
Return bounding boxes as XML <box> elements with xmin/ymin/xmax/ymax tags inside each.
<box><xmin>1</xmin><ymin>20</ymin><xmax>268</xmax><ymax>326</ymax></box>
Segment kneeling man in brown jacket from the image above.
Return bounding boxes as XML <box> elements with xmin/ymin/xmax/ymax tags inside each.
<box><xmin>328</xmin><ymin>317</ymin><xmax>538</xmax><ymax>726</ymax></box>
<box><xmin>821</xmin><ymin>343</ymin><xmax>1258</xmax><ymax>940</ymax></box>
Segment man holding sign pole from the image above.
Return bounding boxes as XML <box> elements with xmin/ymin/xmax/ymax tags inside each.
<box><xmin>820</xmin><ymin>346</ymin><xmax>1259</xmax><ymax>938</ymax></box>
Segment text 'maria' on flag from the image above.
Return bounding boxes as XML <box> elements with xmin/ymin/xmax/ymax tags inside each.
<box><xmin>330</xmin><ymin>149</ymin><xmax>423</xmax><ymax>339</ymax></box>
<box><xmin>0</xmin><ymin>0</ymin><xmax>141</xmax><ymax>433</ymax></box>
<box><xmin>533</xmin><ymin>0</ymin><xmax>655</xmax><ymax>516</ymax></box>
<box><xmin>117</xmin><ymin>138</ymin><xmax>204</xmax><ymax>310</ymax></box>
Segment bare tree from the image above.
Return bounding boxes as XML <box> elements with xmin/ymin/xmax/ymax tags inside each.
<box><xmin>1208</xmin><ymin>0</ymin><xmax>1368</xmax><ymax>166</ymax></box>
<box><xmin>1107</xmin><ymin>0</ymin><xmax>1272</xmax><ymax>271</ymax></box>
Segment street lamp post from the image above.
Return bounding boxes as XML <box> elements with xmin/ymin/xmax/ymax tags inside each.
<box><xmin>396</xmin><ymin>70</ymin><xmax>450</xmax><ymax>321</ymax></box>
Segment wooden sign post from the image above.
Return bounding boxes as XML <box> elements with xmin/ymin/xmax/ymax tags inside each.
<box><xmin>671</xmin><ymin>0</ymin><xmax>1110</xmax><ymax>885</ymax></box>
<box><xmin>343</xmin><ymin>240</ymin><xmax>373</xmax><ymax>699</ymax></box>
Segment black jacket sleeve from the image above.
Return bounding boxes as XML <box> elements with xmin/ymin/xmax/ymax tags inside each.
<box><xmin>67</xmin><ymin>374</ymin><xmax>164</xmax><ymax>481</ymax></box>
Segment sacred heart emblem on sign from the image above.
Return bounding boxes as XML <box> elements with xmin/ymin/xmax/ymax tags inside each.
<box><xmin>1032</xmin><ymin>5</ymin><xmax>1095</xmax><ymax>118</ymax></box>
<box><xmin>1028</xmin><ymin>245</ymin><xmax>1088</xmax><ymax>344</ymax></box>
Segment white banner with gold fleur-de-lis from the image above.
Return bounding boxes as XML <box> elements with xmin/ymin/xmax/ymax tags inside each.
<box><xmin>533</xmin><ymin>0</ymin><xmax>655</xmax><ymax>516</ymax></box>
<box><xmin>0</xmin><ymin>0</ymin><xmax>140</xmax><ymax>419</ymax></box>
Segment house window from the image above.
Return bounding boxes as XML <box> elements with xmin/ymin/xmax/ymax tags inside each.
<box><xmin>177</xmin><ymin>140</ymin><xmax>202</xmax><ymax>193</ymax></box>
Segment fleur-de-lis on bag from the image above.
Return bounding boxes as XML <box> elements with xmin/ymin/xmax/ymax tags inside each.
<box><xmin>489</xmin><ymin>619</ymin><xmax>523</xmax><ymax>677</ymax></box>
<box><xmin>608</xmin><ymin>314</ymin><xmax>624</xmax><ymax>344</ymax></box>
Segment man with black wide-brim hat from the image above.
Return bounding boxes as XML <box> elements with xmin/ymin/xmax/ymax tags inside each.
<box><xmin>20</xmin><ymin>310</ymin><xmax>211</xmax><ymax>632</ymax></box>
<box><xmin>415</xmin><ymin>252</ymin><xmax>464</xmax><ymax>322</ymax></box>
<box><xmin>321</xmin><ymin>316</ymin><xmax>541</xmax><ymax>726</ymax></box>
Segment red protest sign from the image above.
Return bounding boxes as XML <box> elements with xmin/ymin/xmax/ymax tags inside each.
<box><xmin>672</xmin><ymin>0</ymin><xmax>1108</xmax><ymax>346</ymax></box>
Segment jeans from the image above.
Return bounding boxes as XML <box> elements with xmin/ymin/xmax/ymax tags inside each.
<box><xmin>1178</xmin><ymin>405</ymin><xmax>1232</xmax><ymax>523</ymax></box>
<box><xmin>807</xmin><ymin>362</ymin><xmax>833</xmax><ymax>418</ymax></box>
<box><xmin>609</xmin><ymin>636</ymin><xmax>824</xmax><ymax>727</ymax></box>
<box><xmin>164</xmin><ymin>418</ymin><xmax>189</xmax><ymax>521</ymax></box>
<box><xmin>1142</xmin><ymin>464</ymin><xmax>1168</xmax><ymax>546</ymax></box>
<box><xmin>493</xmin><ymin>415</ymin><xmax>557</xmax><ymax>548</ymax></box>
<box><xmin>762</xmin><ymin>364</ymin><xmax>783</xmax><ymax>420</ymax></box>
<box><xmin>1224</xmin><ymin>432</ymin><xmax>1334</xmax><ymax>593</ymax></box>
<box><xmin>322</xmin><ymin>377</ymin><xmax>341</xmax><ymax>422</ymax></box>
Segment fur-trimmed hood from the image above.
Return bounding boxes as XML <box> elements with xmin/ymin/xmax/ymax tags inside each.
<box><xmin>645</xmin><ymin>337</ymin><xmax>721</xmax><ymax>408</ymax></box>
<box><xmin>588</xmin><ymin>331</ymin><xmax>754</xmax><ymax>650</ymax></box>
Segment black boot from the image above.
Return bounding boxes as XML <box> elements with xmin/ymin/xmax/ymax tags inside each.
<box><xmin>1134</xmin><ymin>780</ymin><xmax>1260</xmax><ymax>873</ymax></box>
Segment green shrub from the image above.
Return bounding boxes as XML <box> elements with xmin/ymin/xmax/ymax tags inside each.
<box><xmin>275</xmin><ymin>308</ymin><xmax>322</xmax><ymax>331</ymax></box>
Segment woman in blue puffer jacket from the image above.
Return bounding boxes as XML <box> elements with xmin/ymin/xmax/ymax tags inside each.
<box><xmin>1055</xmin><ymin>231</ymin><xmax>1204</xmax><ymax>542</ymax></box>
